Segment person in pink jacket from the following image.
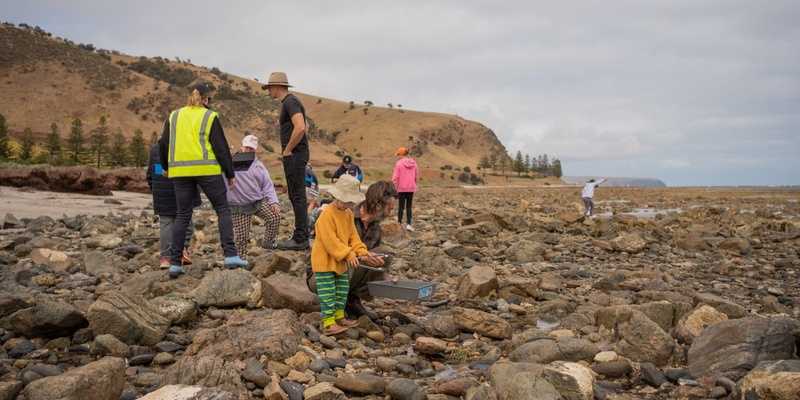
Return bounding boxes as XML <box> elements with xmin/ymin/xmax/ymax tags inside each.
<box><xmin>391</xmin><ymin>147</ymin><xmax>419</xmax><ymax>231</ymax></box>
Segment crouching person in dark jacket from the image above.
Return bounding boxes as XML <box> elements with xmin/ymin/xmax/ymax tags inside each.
<box><xmin>146</xmin><ymin>143</ymin><xmax>201</xmax><ymax>269</ymax></box>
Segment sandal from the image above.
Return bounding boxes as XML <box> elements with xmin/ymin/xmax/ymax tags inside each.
<box><xmin>336</xmin><ymin>318</ymin><xmax>358</xmax><ymax>327</ymax></box>
<box><xmin>322</xmin><ymin>323</ymin><xmax>349</xmax><ymax>335</ymax></box>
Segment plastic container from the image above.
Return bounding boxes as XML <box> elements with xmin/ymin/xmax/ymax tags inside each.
<box><xmin>367</xmin><ymin>280</ymin><xmax>437</xmax><ymax>300</ymax></box>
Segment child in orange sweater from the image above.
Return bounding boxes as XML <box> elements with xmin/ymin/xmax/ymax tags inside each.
<box><xmin>311</xmin><ymin>175</ymin><xmax>383</xmax><ymax>335</ymax></box>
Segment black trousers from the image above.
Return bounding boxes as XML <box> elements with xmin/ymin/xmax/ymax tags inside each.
<box><xmin>171</xmin><ymin>175</ymin><xmax>237</xmax><ymax>265</ymax></box>
<box><xmin>282</xmin><ymin>151</ymin><xmax>309</xmax><ymax>242</ymax></box>
<box><xmin>397</xmin><ymin>192</ymin><xmax>414</xmax><ymax>224</ymax></box>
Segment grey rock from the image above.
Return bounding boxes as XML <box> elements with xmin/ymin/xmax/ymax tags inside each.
<box><xmin>93</xmin><ymin>334</ymin><xmax>131</xmax><ymax>357</ymax></box>
<box><xmin>640</xmin><ymin>362</ymin><xmax>667</xmax><ymax>388</ymax></box>
<box><xmin>687</xmin><ymin>317</ymin><xmax>798</xmax><ymax>381</ymax></box>
<box><xmin>9</xmin><ymin>301</ymin><xmax>87</xmax><ymax>338</ymax></box>
<box><xmin>191</xmin><ymin>268</ymin><xmax>261</xmax><ymax>308</ymax></box>
<box><xmin>279</xmin><ymin>380</ymin><xmax>305</xmax><ymax>400</ymax></box>
<box><xmin>334</xmin><ymin>373</ymin><xmax>386</xmax><ymax>395</ymax></box>
<box><xmin>452</xmin><ymin>306</ymin><xmax>511</xmax><ymax>339</ymax></box>
<box><xmin>261</xmin><ymin>272</ymin><xmax>319</xmax><ymax>313</ymax></box>
<box><xmin>508</xmin><ymin>337</ymin><xmax>599</xmax><ymax>364</ymax></box>
<box><xmin>456</xmin><ymin>264</ymin><xmax>499</xmax><ymax>300</ymax></box>
<box><xmin>24</xmin><ymin>357</ymin><xmax>125</xmax><ymax>400</ymax></box>
<box><xmin>87</xmin><ymin>292</ymin><xmax>170</xmax><ymax>346</ymax></box>
<box><xmin>595</xmin><ymin>305</ymin><xmax>675</xmax><ymax>366</ymax></box>
<box><xmin>388</xmin><ymin>378</ymin><xmax>426</xmax><ymax>400</ymax></box>
<box><xmin>242</xmin><ymin>359</ymin><xmax>269</xmax><ymax>388</ymax></box>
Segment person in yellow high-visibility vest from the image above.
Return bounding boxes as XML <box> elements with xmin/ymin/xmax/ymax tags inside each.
<box><xmin>158</xmin><ymin>83</ymin><xmax>248</xmax><ymax>277</ymax></box>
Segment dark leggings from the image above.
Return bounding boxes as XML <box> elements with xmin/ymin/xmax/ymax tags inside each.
<box><xmin>397</xmin><ymin>192</ymin><xmax>414</xmax><ymax>225</ymax></box>
<box><xmin>171</xmin><ymin>175</ymin><xmax>237</xmax><ymax>265</ymax></box>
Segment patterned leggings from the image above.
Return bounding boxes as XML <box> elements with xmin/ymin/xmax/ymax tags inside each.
<box><xmin>231</xmin><ymin>202</ymin><xmax>280</xmax><ymax>257</ymax></box>
<box><xmin>314</xmin><ymin>271</ymin><xmax>349</xmax><ymax>328</ymax></box>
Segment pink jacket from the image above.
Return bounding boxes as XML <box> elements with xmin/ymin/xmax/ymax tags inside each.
<box><xmin>392</xmin><ymin>158</ymin><xmax>418</xmax><ymax>193</ymax></box>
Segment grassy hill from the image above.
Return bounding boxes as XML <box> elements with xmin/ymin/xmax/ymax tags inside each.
<box><xmin>1</xmin><ymin>23</ymin><xmax>560</xmax><ymax>186</ymax></box>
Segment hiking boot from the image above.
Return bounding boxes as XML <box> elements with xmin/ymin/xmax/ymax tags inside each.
<box><xmin>276</xmin><ymin>239</ymin><xmax>310</xmax><ymax>251</ymax></box>
<box><xmin>345</xmin><ymin>295</ymin><xmax>379</xmax><ymax>320</ymax></box>
<box><xmin>181</xmin><ymin>247</ymin><xmax>192</xmax><ymax>265</ymax></box>
<box><xmin>168</xmin><ymin>265</ymin><xmax>186</xmax><ymax>278</ymax></box>
<box><xmin>160</xmin><ymin>257</ymin><xmax>170</xmax><ymax>269</ymax></box>
<box><xmin>224</xmin><ymin>256</ymin><xmax>249</xmax><ymax>269</ymax></box>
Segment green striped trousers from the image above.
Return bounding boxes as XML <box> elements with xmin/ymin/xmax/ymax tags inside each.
<box><xmin>314</xmin><ymin>271</ymin><xmax>349</xmax><ymax>327</ymax></box>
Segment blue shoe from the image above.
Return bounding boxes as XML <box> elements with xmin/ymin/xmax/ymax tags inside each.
<box><xmin>224</xmin><ymin>256</ymin><xmax>249</xmax><ymax>269</ymax></box>
<box><xmin>168</xmin><ymin>265</ymin><xmax>186</xmax><ymax>278</ymax></box>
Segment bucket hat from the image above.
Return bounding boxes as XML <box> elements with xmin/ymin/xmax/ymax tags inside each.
<box><xmin>328</xmin><ymin>175</ymin><xmax>365</xmax><ymax>204</ymax></box>
<box><xmin>261</xmin><ymin>72</ymin><xmax>293</xmax><ymax>90</ymax></box>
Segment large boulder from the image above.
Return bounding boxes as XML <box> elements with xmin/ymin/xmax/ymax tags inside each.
<box><xmin>261</xmin><ymin>273</ymin><xmax>319</xmax><ymax>313</ymax></box>
<box><xmin>191</xmin><ymin>268</ymin><xmax>261</xmax><ymax>308</ymax></box>
<box><xmin>86</xmin><ymin>292</ymin><xmax>170</xmax><ymax>346</ymax></box>
<box><xmin>162</xmin><ymin>309</ymin><xmax>304</xmax><ymax>397</ymax></box>
<box><xmin>486</xmin><ymin>362</ymin><xmax>560</xmax><ymax>400</ymax></box>
<box><xmin>508</xmin><ymin>337</ymin><xmax>599</xmax><ymax>364</ymax></box>
<box><xmin>139</xmin><ymin>385</ymin><xmax>236</xmax><ymax>400</ymax></box>
<box><xmin>687</xmin><ymin>317</ymin><xmax>798</xmax><ymax>381</ymax></box>
<box><xmin>596</xmin><ymin>305</ymin><xmax>675</xmax><ymax>366</ymax></box>
<box><xmin>673</xmin><ymin>305</ymin><xmax>728</xmax><ymax>344</ymax></box>
<box><xmin>24</xmin><ymin>357</ymin><xmax>125</xmax><ymax>400</ymax></box>
<box><xmin>9</xmin><ymin>301</ymin><xmax>87</xmax><ymax>338</ymax></box>
<box><xmin>456</xmin><ymin>265</ymin><xmax>498</xmax><ymax>300</ymax></box>
<box><xmin>452</xmin><ymin>307</ymin><xmax>511</xmax><ymax>339</ymax></box>
<box><xmin>733</xmin><ymin>360</ymin><xmax>800</xmax><ymax>400</ymax></box>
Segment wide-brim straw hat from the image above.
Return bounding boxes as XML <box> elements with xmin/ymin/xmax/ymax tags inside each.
<box><xmin>261</xmin><ymin>72</ymin><xmax>293</xmax><ymax>90</ymax></box>
<box><xmin>327</xmin><ymin>174</ymin><xmax>365</xmax><ymax>204</ymax></box>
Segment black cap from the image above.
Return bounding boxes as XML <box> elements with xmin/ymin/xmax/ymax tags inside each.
<box><xmin>188</xmin><ymin>83</ymin><xmax>210</xmax><ymax>97</ymax></box>
<box><xmin>343</xmin><ymin>155</ymin><xmax>352</xmax><ymax>164</ymax></box>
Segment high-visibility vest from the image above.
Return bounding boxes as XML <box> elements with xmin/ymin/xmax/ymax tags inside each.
<box><xmin>167</xmin><ymin>106</ymin><xmax>222</xmax><ymax>177</ymax></box>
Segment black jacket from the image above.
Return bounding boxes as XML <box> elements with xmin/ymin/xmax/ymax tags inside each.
<box><xmin>146</xmin><ymin>144</ymin><xmax>201</xmax><ymax>216</ymax></box>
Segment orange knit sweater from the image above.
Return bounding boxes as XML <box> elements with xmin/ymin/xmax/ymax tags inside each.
<box><xmin>311</xmin><ymin>204</ymin><xmax>368</xmax><ymax>274</ymax></box>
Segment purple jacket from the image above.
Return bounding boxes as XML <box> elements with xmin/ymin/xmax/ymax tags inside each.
<box><xmin>226</xmin><ymin>158</ymin><xmax>279</xmax><ymax>206</ymax></box>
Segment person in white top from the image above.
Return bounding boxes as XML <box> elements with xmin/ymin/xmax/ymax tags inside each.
<box><xmin>581</xmin><ymin>178</ymin><xmax>607</xmax><ymax>217</ymax></box>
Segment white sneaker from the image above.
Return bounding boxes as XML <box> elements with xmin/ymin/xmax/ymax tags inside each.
<box><xmin>405</xmin><ymin>224</ymin><xmax>414</xmax><ymax>231</ymax></box>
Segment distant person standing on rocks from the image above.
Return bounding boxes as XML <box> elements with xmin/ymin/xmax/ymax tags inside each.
<box><xmin>306</xmin><ymin>163</ymin><xmax>320</xmax><ymax>213</ymax></box>
<box><xmin>146</xmin><ymin>143</ymin><xmax>200</xmax><ymax>269</ymax></box>
<box><xmin>226</xmin><ymin>135</ymin><xmax>281</xmax><ymax>256</ymax></box>
<box><xmin>392</xmin><ymin>147</ymin><xmax>418</xmax><ymax>231</ymax></box>
<box><xmin>582</xmin><ymin>178</ymin><xmax>607</xmax><ymax>218</ymax></box>
<box><xmin>307</xmin><ymin>180</ymin><xmax>398</xmax><ymax>320</ymax></box>
<box><xmin>158</xmin><ymin>83</ymin><xmax>248</xmax><ymax>277</ymax></box>
<box><xmin>311</xmin><ymin>175</ymin><xmax>383</xmax><ymax>335</ymax></box>
<box><xmin>332</xmin><ymin>155</ymin><xmax>362</xmax><ymax>183</ymax></box>
<box><xmin>262</xmin><ymin>72</ymin><xmax>310</xmax><ymax>251</ymax></box>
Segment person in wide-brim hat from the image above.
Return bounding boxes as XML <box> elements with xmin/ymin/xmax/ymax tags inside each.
<box><xmin>261</xmin><ymin>72</ymin><xmax>293</xmax><ymax>90</ymax></box>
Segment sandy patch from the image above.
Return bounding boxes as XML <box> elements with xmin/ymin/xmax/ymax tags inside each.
<box><xmin>0</xmin><ymin>186</ymin><xmax>153</xmax><ymax>220</ymax></box>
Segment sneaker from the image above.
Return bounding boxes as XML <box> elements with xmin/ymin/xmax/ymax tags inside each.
<box><xmin>181</xmin><ymin>248</ymin><xmax>192</xmax><ymax>265</ymax></box>
<box><xmin>223</xmin><ymin>256</ymin><xmax>249</xmax><ymax>269</ymax></box>
<box><xmin>276</xmin><ymin>239</ymin><xmax>310</xmax><ymax>251</ymax></box>
<box><xmin>262</xmin><ymin>242</ymin><xmax>277</xmax><ymax>251</ymax></box>
<box><xmin>322</xmin><ymin>323</ymin><xmax>349</xmax><ymax>335</ymax></box>
<box><xmin>168</xmin><ymin>265</ymin><xmax>186</xmax><ymax>278</ymax></box>
<box><xmin>160</xmin><ymin>257</ymin><xmax>170</xmax><ymax>269</ymax></box>
<box><xmin>405</xmin><ymin>224</ymin><xmax>415</xmax><ymax>232</ymax></box>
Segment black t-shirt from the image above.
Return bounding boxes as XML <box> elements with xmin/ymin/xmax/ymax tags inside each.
<box><xmin>279</xmin><ymin>94</ymin><xmax>308</xmax><ymax>154</ymax></box>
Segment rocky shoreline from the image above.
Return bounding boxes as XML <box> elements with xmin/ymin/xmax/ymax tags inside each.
<box><xmin>0</xmin><ymin>186</ymin><xmax>798</xmax><ymax>400</ymax></box>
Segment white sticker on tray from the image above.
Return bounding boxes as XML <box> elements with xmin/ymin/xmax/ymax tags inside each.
<box><xmin>418</xmin><ymin>286</ymin><xmax>432</xmax><ymax>299</ymax></box>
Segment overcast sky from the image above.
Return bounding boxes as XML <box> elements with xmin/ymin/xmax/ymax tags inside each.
<box><xmin>6</xmin><ymin>1</ymin><xmax>799</xmax><ymax>186</ymax></box>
